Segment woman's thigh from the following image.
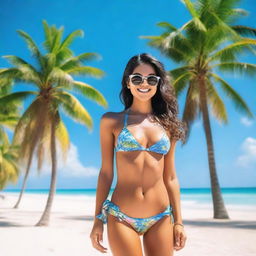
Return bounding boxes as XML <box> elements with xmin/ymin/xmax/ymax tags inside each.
<box><xmin>107</xmin><ymin>214</ymin><xmax>143</xmax><ymax>256</ymax></box>
<box><xmin>143</xmin><ymin>215</ymin><xmax>174</xmax><ymax>256</ymax></box>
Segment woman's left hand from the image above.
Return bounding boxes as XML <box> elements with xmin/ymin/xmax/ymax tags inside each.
<box><xmin>173</xmin><ymin>224</ymin><xmax>187</xmax><ymax>251</ymax></box>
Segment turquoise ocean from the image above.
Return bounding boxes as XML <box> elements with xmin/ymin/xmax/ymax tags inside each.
<box><xmin>3</xmin><ymin>187</ymin><xmax>256</xmax><ymax>207</ymax></box>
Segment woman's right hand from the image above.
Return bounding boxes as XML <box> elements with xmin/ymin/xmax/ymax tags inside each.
<box><xmin>90</xmin><ymin>219</ymin><xmax>108</xmax><ymax>253</ymax></box>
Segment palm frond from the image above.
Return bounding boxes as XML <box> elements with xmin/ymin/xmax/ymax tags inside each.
<box><xmin>206</xmin><ymin>9</ymin><xmax>241</xmax><ymax>41</ymax></box>
<box><xmin>206</xmin><ymin>78</ymin><xmax>228</xmax><ymax>123</ymax></box>
<box><xmin>44</xmin><ymin>53</ymin><xmax>57</xmax><ymax>74</ymax></box>
<box><xmin>0</xmin><ymin>67</ymin><xmax>41</xmax><ymax>86</ymax></box>
<box><xmin>3</xmin><ymin>55</ymin><xmax>41</xmax><ymax>83</ymax></box>
<box><xmin>215</xmin><ymin>0</ymin><xmax>243</xmax><ymax>21</ymax></box>
<box><xmin>182</xmin><ymin>0</ymin><xmax>207</xmax><ymax>31</ymax></box>
<box><xmin>208</xmin><ymin>38</ymin><xmax>256</xmax><ymax>62</ymax></box>
<box><xmin>0</xmin><ymin>68</ymin><xmax>22</xmax><ymax>80</ymax></box>
<box><xmin>141</xmin><ymin>26</ymin><xmax>195</xmax><ymax>62</ymax></box>
<box><xmin>53</xmin><ymin>91</ymin><xmax>93</xmax><ymax>131</ymax></box>
<box><xmin>36</xmin><ymin>113</ymin><xmax>51</xmax><ymax>170</ymax></box>
<box><xmin>181</xmin><ymin>80</ymin><xmax>199</xmax><ymax>143</ymax></box>
<box><xmin>170</xmin><ymin>66</ymin><xmax>192</xmax><ymax>78</ymax></box>
<box><xmin>16</xmin><ymin>30</ymin><xmax>41</xmax><ymax>58</ymax></box>
<box><xmin>0</xmin><ymin>127</ymin><xmax>9</xmax><ymax>144</ymax></box>
<box><xmin>60</xmin><ymin>52</ymin><xmax>101</xmax><ymax>70</ymax></box>
<box><xmin>11</xmin><ymin>98</ymin><xmax>41</xmax><ymax>146</ymax></box>
<box><xmin>56</xmin><ymin>48</ymin><xmax>74</xmax><ymax>66</ymax></box>
<box><xmin>47</xmin><ymin>67</ymin><xmax>74</xmax><ymax>86</ymax></box>
<box><xmin>64</xmin><ymin>66</ymin><xmax>105</xmax><ymax>78</ymax></box>
<box><xmin>71</xmin><ymin>81</ymin><xmax>108</xmax><ymax>107</ymax></box>
<box><xmin>0</xmin><ymin>91</ymin><xmax>38</xmax><ymax>106</ymax></box>
<box><xmin>156</xmin><ymin>22</ymin><xmax>177</xmax><ymax>31</ymax></box>
<box><xmin>232</xmin><ymin>25</ymin><xmax>256</xmax><ymax>37</ymax></box>
<box><xmin>51</xmin><ymin>26</ymin><xmax>64</xmax><ymax>53</ymax></box>
<box><xmin>0</xmin><ymin>114</ymin><xmax>20</xmax><ymax>127</ymax></box>
<box><xmin>171</xmin><ymin>72</ymin><xmax>191</xmax><ymax>97</ymax></box>
<box><xmin>211</xmin><ymin>62</ymin><xmax>256</xmax><ymax>77</ymax></box>
<box><xmin>42</xmin><ymin>20</ymin><xmax>53</xmax><ymax>52</ymax></box>
<box><xmin>59</xmin><ymin>29</ymin><xmax>84</xmax><ymax>51</ymax></box>
<box><xmin>209</xmin><ymin>72</ymin><xmax>254</xmax><ymax>118</ymax></box>
<box><xmin>55</xmin><ymin>119</ymin><xmax>70</xmax><ymax>162</ymax></box>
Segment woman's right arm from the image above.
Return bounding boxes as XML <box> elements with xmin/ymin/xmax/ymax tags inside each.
<box><xmin>94</xmin><ymin>112</ymin><xmax>115</xmax><ymax>223</ymax></box>
<box><xmin>90</xmin><ymin>112</ymin><xmax>114</xmax><ymax>253</ymax></box>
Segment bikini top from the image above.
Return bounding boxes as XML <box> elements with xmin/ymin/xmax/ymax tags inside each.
<box><xmin>115</xmin><ymin>108</ymin><xmax>170</xmax><ymax>155</ymax></box>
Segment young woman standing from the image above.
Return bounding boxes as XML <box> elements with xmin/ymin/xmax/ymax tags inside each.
<box><xmin>90</xmin><ymin>53</ymin><xmax>187</xmax><ymax>256</ymax></box>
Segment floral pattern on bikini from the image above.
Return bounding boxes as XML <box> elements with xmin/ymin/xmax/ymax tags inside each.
<box><xmin>115</xmin><ymin>108</ymin><xmax>171</xmax><ymax>155</ymax></box>
<box><xmin>96</xmin><ymin>199</ymin><xmax>174</xmax><ymax>235</ymax></box>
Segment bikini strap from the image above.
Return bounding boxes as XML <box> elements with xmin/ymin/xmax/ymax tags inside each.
<box><xmin>123</xmin><ymin>108</ymin><xmax>130</xmax><ymax>127</ymax></box>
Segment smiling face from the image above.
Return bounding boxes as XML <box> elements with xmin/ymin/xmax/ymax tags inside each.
<box><xmin>127</xmin><ymin>63</ymin><xmax>158</xmax><ymax>102</ymax></box>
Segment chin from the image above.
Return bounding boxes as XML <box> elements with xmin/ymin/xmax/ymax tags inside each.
<box><xmin>133</xmin><ymin>92</ymin><xmax>156</xmax><ymax>98</ymax></box>
<box><xmin>135</xmin><ymin>96</ymin><xmax>154</xmax><ymax>102</ymax></box>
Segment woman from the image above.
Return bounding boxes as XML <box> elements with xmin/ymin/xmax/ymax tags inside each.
<box><xmin>90</xmin><ymin>53</ymin><xmax>187</xmax><ymax>256</ymax></box>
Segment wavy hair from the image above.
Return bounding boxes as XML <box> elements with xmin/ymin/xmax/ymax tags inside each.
<box><xmin>119</xmin><ymin>53</ymin><xmax>186</xmax><ymax>143</ymax></box>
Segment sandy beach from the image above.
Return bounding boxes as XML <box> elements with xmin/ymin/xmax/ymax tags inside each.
<box><xmin>0</xmin><ymin>192</ymin><xmax>255</xmax><ymax>256</ymax></box>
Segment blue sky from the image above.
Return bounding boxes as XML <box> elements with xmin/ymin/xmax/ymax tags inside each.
<box><xmin>1</xmin><ymin>0</ymin><xmax>256</xmax><ymax>189</ymax></box>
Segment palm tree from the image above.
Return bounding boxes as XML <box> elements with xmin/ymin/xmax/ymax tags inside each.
<box><xmin>0</xmin><ymin>20</ymin><xmax>108</xmax><ymax>226</ymax></box>
<box><xmin>0</xmin><ymin>76</ymin><xmax>20</xmax><ymax>191</ymax></box>
<box><xmin>141</xmin><ymin>0</ymin><xmax>256</xmax><ymax>219</ymax></box>
<box><xmin>0</xmin><ymin>138</ymin><xmax>20</xmax><ymax>191</ymax></box>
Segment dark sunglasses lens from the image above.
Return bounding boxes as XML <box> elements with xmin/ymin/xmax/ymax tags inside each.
<box><xmin>131</xmin><ymin>75</ymin><xmax>143</xmax><ymax>85</ymax></box>
<box><xmin>147</xmin><ymin>76</ymin><xmax>159</xmax><ymax>86</ymax></box>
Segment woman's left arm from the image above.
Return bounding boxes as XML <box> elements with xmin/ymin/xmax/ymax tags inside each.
<box><xmin>163</xmin><ymin>139</ymin><xmax>182</xmax><ymax>224</ymax></box>
<box><xmin>163</xmin><ymin>138</ymin><xmax>187</xmax><ymax>251</ymax></box>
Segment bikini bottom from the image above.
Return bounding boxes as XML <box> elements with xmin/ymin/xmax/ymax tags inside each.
<box><xmin>96</xmin><ymin>199</ymin><xmax>174</xmax><ymax>235</ymax></box>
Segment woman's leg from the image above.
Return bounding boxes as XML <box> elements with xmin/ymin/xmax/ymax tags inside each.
<box><xmin>143</xmin><ymin>215</ymin><xmax>174</xmax><ymax>256</ymax></box>
<box><xmin>107</xmin><ymin>214</ymin><xmax>143</xmax><ymax>256</ymax></box>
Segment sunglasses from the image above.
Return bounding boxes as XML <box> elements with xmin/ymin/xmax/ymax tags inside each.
<box><xmin>129</xmin><ymin>74</ymin><xmax>161</xmax><ymax>86</ymax></box>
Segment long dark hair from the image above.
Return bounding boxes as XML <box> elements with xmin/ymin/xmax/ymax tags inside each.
<box><xmin>119</xmin><ymin>53</ymin><xmax>186</xmax><ymax>143</ymax></box>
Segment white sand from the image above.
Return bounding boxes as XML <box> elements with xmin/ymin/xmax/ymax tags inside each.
<box><xmin>0</xmin><ymin>192</ymin><xmax>255</xmax><ymax>256</ymax></box>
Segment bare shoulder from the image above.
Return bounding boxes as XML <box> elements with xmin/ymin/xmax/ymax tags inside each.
<box><xmin>165</xmin><ymin>129</ymin><xmax>177</xmax><ymax>147</ymax></box>
<box><xmin>100</xmin><ymin>110</ymin><xmax>126</xmax><ymax>131</ymax></box>
<box><xmin>101</xmin><ymin>110</ymin><xmax>125</xmax><ymax>122</ymax></box>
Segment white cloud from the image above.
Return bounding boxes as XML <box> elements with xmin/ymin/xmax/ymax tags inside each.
<box><xmin>236</xmin><ymin>137</ymin><xmax>256</xmax><ymax>168</ymax></box>
<box><xmin>240</xmin><ymin>117</ymin><xmax>253</xmax><ymax>127</ymax></box>
<box><xmin>58</xmin><ymin>143</ymin><xmax>99</xmax><ymax>177</ymax></box>
<box><xmin>29</xmin><ymin>142</ymin><xmax>99</xmax><ymax>177</ymax></box>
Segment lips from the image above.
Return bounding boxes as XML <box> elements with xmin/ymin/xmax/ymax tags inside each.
<box><xmin>137</xmin><ymin>88</ymin><xmax>151</xmax><ymax>93</ymax></box>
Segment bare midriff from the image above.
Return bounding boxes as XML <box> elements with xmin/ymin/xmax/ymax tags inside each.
<box><xmin>111</xmin><ymin>150</ymin><xmax>170</xmax><ymax>218</ymax></box>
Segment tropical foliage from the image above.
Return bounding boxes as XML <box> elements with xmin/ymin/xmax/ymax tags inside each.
<box><xmin>0</xmin><ymin>20</ymin><xmax>108</xmax><ymax>225</ymax></box>
<box><xmin>0</xmin><ymin>76</ymin><xmax>20</xmax><ymax>190</ymax></box>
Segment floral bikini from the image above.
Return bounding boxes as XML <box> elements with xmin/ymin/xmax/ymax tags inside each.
<box><xmin>96</xmin><ymin>108</ymin><xmax>174</xmax><ymax>235</ymax></box>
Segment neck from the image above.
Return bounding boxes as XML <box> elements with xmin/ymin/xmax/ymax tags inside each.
<box><xmin>128</xmin><ymin>107</ymin><xmax>153</xmax><ymax>115</ymax></box>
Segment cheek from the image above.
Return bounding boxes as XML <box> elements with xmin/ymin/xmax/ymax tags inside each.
<box><xmin>149</xmin><ymin>87</ymin><xmax>158</xmax><ymax>96</ymax></box>
<box><xmin>130</xmin><ymin>86</ymin><xmax>138</xmax><ymax>94</ymax></box>
<box><xmin>151</xmin><ymin>86</ymin><xmax>158</xmax><ymax>94</ymax></box>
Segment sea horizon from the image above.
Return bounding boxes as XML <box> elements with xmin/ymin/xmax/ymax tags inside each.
<box><xmin>2</xmin><ymin>187</ymin><xmax>256</xmax><ymax>207</ymax></box>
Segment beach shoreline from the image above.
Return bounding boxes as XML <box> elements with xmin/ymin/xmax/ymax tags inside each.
<box><xmin>0</xmin><ymin>192</ymin><xmax>255</xmax><ymax>256</ymax></box>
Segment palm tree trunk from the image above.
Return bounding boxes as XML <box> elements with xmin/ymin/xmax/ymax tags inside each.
<box><xmin>35</xmin><ymin>118</ymin><xmax>57</xmax><ymax>226</ymax></box>
<box><xmin>198</xmin><ymin>75</ymin><xmax>229</xmax><ymax>219</ymax></box>
<box><xmin>13</xmin><ymin>152</ymin><xmax>33</xmax><ymax>208</ymax></box>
